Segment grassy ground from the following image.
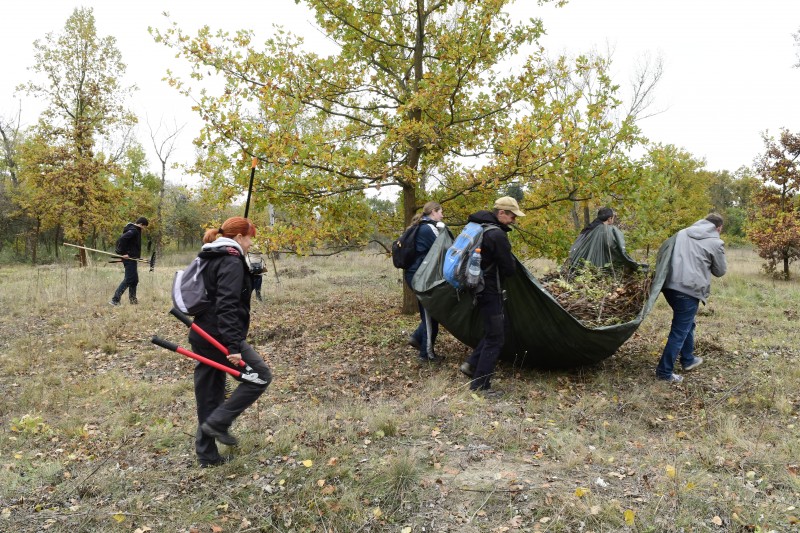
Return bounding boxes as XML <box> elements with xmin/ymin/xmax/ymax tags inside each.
<box><xmin>0</xmin><ymin>248</ymin><xmax>799</xmax><ymax>532</ymax></box>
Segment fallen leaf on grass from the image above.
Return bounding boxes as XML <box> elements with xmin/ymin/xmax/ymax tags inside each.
<box><xmin>665</xmin><ymin>465</ymin><xmax>676</xmax><ymax>478</ymax></box>
<box><xmin>111</xmin><ymin>513</ymin><xmax>124</xmax><ymax>523</ymax></box>
<box><xmin>574</xmin><ymin>487</ymin><xmax>590</xmax><ymax>497</ymax></box>
<box><xmin>623</xmin><ymin>509</ymin><xmax>635</xmax><ymax>525</ymax></box>
<box><xmin>711</xmin><ymin>516</ymin><xmax>723</xmax><ymax>526</ymax></box>
<box><xmin>301</xmin><ymin>459</ymin><xmax>313</xmax><ymax>467</ymax></box>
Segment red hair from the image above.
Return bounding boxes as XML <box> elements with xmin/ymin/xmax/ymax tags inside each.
<box><xmin>203</xmin><ymin>217</ymin><xmax>257</xmax><ymax>244</ymax></box>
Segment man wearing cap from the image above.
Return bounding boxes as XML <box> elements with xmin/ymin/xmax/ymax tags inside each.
<box><xmin>110</xmin><ymin>216</ymin><xmax>149</xmax><ymax>306</ymax></box>
<box><xmin>458</xmin><ymin>196</ymin><xmax>525</xmax><ymax>397</ymax></box>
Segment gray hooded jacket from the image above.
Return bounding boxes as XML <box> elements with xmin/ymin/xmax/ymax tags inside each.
<box><xmin>663</xmin><ymin>219</ymin><xmax>726</xmax><ymax>303</ymax></box>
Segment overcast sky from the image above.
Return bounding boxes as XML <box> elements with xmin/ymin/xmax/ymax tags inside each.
<box><xmin>2</xmin><ymin>0</ymin><xmax>799</xmax><ymax>184</ymax></box>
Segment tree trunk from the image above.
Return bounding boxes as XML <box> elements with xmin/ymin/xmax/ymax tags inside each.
<box><xmin>401</xmin><ymin>184</ymin><xmax>418</xmax><ymax>314</ymax></box>
<box><xmin>31</xmin><ymin>217</ymin><xmax>40</xmax><ymax>265</ymax></box>
<box><xmin>784</xmin><ymin>253</ymin><xmax>790</xmax><ymax>280</ymax></box>
<box><xmin>155</xmin><ymin>159</ymin><xmax>166</xmax><ymax>256</ymax></box>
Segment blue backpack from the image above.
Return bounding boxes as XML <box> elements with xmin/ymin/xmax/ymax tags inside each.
<box><xmin>443</xmin><ymin>222</ymin><xmax>499</xmax><ymax>290</ymax></box>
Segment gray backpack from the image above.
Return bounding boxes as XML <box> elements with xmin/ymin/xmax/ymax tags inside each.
<box><xmin>172</xmin><ymin>257</ymin><xmax>211</xmax><ymax>315</ymax></box>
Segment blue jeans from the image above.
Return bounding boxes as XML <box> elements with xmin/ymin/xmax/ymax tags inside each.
<box><xmin>656</xmin><ymin>289</ymin><xmax>700</xmax><ymax>379</ymax></box>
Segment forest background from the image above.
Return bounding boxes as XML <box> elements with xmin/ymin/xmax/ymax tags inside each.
<box><xmin>1</xmin><ymin>0</ymin><xmax>800</xmax><ymax>287</ymax></box>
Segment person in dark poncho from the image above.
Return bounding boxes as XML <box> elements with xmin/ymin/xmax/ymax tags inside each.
<box><xmin>567</xmin><ymin>207</ymin><xmax>645</xmax><ymax>274</ymax></box>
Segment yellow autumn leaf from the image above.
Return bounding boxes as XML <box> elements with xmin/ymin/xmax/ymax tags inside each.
<box><xmin>317</xmin><ymin>479</ymin><xmax>326</xmax><ymax>487</ymax></box>
<box><xmin>711</xmin><ymin>515</ymin><xmax>723</xmax><ymax>526</ymax></box>
<box><xmin>574</xmin><ymin>487</ymin><xmax>590</xmax><ymax>498</ymax></box>
<box><xmin>665</xmin><ymin>465</ymin><xmax>676</xmax><ymax>478</ymax></box>
<box><xmin>372</xmin><ymin>507</ymin><xmax>382</xmax><ymax>518</ymax></box>
<box><xmin>302</xmin><ymin>459</ymin><xmax>313</xmax><ymax>468</ymax></box>
<box><xmin>401</xmin><ymin>528</ymin><xmax>412</xmax><ymax>533</ymax></box>
<box><xmin>112</xmin><ymin>513</ymin><xmax>125</xmax><ymax>523</ymax></box>
<box><xmin>624</xmin><ymin>509</ymin><xmax>635</xmax><ymax>525</ymax></box>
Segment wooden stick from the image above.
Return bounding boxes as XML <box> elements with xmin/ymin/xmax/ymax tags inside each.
<box><xmin>62</xmin><ymin>242</ymin><xmax>150</xmax><ymax>264</ymax></box>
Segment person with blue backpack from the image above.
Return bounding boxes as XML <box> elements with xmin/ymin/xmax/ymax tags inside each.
<box><xmin>458</xmin><ymin>196</ymin><xmax>525</xmax><ymax>397</ymax></box>
<box><xmin>405</xmin><ymin>201</ymin><xmax>446</xmax><ymax>363</ymax></box>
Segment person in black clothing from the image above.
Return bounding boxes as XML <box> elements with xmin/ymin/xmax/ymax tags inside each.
<box><xmin>459</xmin><ymin>196</ymin><xmax>525</xmax><ymax>397</ymax></box>
<box><xmin>190</xmin><ymin>216</ymin><xmax>272</xmax><ymax>467</ymax></box>
<box><xmin>110</xmin><ymin>216</ymin><xmax>149</xmax><ymax>305</ymax></box>
<box><xmin>404</xmin><ymin>201</ymin><xmax>446</xmax><ymax>363</ymax></box>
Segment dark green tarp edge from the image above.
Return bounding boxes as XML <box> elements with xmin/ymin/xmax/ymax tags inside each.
<box><xmin>412</xmin><ymin>231</ymin><xmax>676</xmax><ymax>369</ymax></box>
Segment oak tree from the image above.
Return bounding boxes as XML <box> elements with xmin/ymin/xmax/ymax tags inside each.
<box><xmin>749</xmin><ymin>129</ymin><xmax>800</xmax><ymax>279</ymax></box>
<box><xmin>18</xmin><ymin>7</ymin><xmax>136</xmax><ymax>265</ymax></box>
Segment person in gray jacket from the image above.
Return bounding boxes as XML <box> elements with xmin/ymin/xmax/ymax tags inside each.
<box><xmin>656</xmin><ymin>214</ymin><xmax>727</xmax><ymax>382</ymax></box>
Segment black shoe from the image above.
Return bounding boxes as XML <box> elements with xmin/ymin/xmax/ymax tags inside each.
<box><xmin>408</xmin><ymin>336</ymin><xmax>421</xmax><ymax>350</ymax></box>
<box><xmin>418</xmin><ymin>354</ymin><xmax>442</xmax><ymax>364</ymax></box>
<box><xmin>199</xmin><ymin>455</ymin><xmax>231</xmax><ymax>468</ymax></box>
<box><xmin>129</xmin><ymin>298</ymin><xmax>138</xmax><ymax>305</ymax></box>
<box><xmin>109</xmin><ymin>299</ymin><xmax>120</xmax><ymax>306</ymax></box>
<box><xmin>255</xmin><ymin>290</ymin><xmax>263</xmax><ymax>302</ymax></box>
<box><xmin>459</xmin><ymin>362</ymin><xmax>475</xmax><ymax>377</ymax></box>
<box><xmin>200</xmin><ymin>422</ymin><xmax>239</xmax><ymax>446</ymax></box>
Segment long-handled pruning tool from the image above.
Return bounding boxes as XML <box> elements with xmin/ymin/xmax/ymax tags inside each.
<box><xmin>63</xmin><ymin>242</ymin><xmax>157</xmax><ymax>272</ymax></box>
<box><xmin>150</xmin><ymin>336</ymin><xmax>268</xmax><ymax>384</ymax></box>
<box><xmin>151</xmin><ymin>307</ymin><xmax>267</xmax><ymax>384</ymax></box>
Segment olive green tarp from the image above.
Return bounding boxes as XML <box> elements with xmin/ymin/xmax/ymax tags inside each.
<box><xmin>412</xmin><ymin>232</ymin><xmax>675</xmax><ymax>369</ymax></box>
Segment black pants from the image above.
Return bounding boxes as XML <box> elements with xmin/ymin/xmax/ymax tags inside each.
<box><xmin>466</xmin><ymin>291</ymin><xmax>508</xmax><ymax>390</ymax></box>
<box><xmin>112</xmin><ymin>260</ymin><xmax>138</xmax><ymax>302</ymax></box>
<box><xmin>192</xmin><ymin>341</ymin><xmax>272</xmax><ymax>463</ymax></box>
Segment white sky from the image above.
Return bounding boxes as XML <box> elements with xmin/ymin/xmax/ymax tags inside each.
<box><xmin>2</xmin><ymin>0</ymin><xmax>799</xmax><ymax>185</ymax></box>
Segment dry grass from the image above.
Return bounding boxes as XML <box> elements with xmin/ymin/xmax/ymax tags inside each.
<box><xmin>0</xmin><ymin>248</ymin><xmax>799</xmax><ymax>532</ymax></box>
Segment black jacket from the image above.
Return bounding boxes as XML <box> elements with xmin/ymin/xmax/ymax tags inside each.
<box><xmin>467</xmin><ymin>210</ymin><xmax>516</xmax><ymax>295</ymax></box>
<box><xmin>189</xmin><ymin>241</ymin><xmax>252</xmax><ymax>355</ymax></box>
<box><xmin>117</xmin><ymin>223</ymin><xmax>143</xmax><ymax>258</ymax></box>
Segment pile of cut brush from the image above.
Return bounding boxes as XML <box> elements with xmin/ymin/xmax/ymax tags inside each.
<box><xmin>539</xmin><ymin>265</ymin><xmax>653</xmax><ymax>328</ymax></box>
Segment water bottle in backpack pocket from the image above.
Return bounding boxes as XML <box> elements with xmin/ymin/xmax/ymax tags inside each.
<box><xmin>465</xmin><ymin>248</ymin><xmax>483</xmax><ymax>288</ymax></box>
<box><xmin>443</xmin><ymin>222</ymin><xmax>497</xmax><ymax>290</ymax></box>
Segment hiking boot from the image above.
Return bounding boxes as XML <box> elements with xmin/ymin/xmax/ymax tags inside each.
<box><xmin>459</xmin><ymin>362</ymin><xmax>475</xmax><ymax>378</ymax></box>
<box><xmin>255</xmin><ymin>290</ymin><xmax>263</xmax><ymax>302</ymax></box>
<box><xmin>200</xmin><ymin>422</ymin><xmax>239</xmax><ymax>446</ymax></box>
<box><xmin>419</xmin><ymin>354</ymin><xmax>442</xmax><ymax>364</ymax></box>
<box><xmin>658</xmin><ymin>373</ymin><xmax>684</xmax><ymax>383</ymax></box>
<box><xmin>408</xmin><ymin>336</ymin><xmax>421</xmax><ymax>350</ymax></box>
<box><xmin>199</xmin><ymin>455</ymin><xmax>232</xmax><ymax>468</ymax></box>
<box><xmin>476</xmin><ymin>388</ymin><xmax>504</xmax><ymax>399</ymax></box>
<box><xmin>683</xmin><ymin>356</ymin><xmax>704</xmax><ymax>372</ymax></box>
<box><xmin>129</xmin><ymin>297</ymin><xmax>139</xmax><ymax>305</ymax></box>
<box><xmin>109</xmin><ymin>299</ymin><xmax>120</xmax><ymax>306</ymax></box>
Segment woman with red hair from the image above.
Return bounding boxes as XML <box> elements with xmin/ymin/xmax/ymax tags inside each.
<box><xmin>189</xmin><ymin>217</ymin><xmax>272</xmax><ymax>467</ymax></box>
